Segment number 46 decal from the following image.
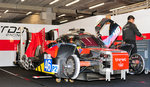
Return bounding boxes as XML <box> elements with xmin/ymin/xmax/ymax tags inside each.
<box><xmin>44</xmin><ymin>59</ymin><xmax>52</xmax><ymax>72</ymax></box>
<box><xmin>44</xmin><ymin>54</ymin><xmax>59</xmax><ymax>73</ymax></box>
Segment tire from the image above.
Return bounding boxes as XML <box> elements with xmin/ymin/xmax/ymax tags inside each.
<box><xmin>144</xmin><ymin>69</ymin><xmax>149</xmax><ymax>74</ymax></box>
<box><xmin>129</xmin><ymin>53</ymin><xmax>145</xmax><ymax>74</ymax></box>
<box><xmin>64</xmin><ymin>54</ymin><xmax>80</xmax><ymax>79</ymax></box>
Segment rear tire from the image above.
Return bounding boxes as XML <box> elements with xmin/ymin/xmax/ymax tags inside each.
<box><xmin>129</xmin><ymin>53</ymin><xmax>145</xmax><ymax>74</ymax></box>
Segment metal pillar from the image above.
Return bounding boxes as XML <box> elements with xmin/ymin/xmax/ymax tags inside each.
<box><xmin>44</xmin><ymin>8</ymin><xmax>56</xmax><ymax>24</ymax></box>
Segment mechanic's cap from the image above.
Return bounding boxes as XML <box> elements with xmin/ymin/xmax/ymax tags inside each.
<box><xmin>80</xmin><ymin>28</ymin><xmax>85</xmax><ymax>33</ymax></box>
<box><xmin>128</xmin><ymin>15</ymin><xmax>135</xmax><ymax>20</ymax></box>
<box><xmin>80</xmin><ymin>28</ymin><xmax>85</xmax><ymax>32</ymax></box>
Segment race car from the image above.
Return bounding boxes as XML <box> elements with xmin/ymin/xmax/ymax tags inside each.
<box><xmin>16</xmin><ymin>18</ymin><xmax>130</xmax><ymax>82</ymax></box>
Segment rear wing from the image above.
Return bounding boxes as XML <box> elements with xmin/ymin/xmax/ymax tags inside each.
<box><xmin>95</xmin><ymin>18</ymin><xmax>122</xmax><ymax>48</ymax></box>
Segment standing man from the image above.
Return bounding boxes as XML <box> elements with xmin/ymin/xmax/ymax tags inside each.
<box><xmin>122</xmin><ymin>15</ymin><xmax>146</xmax><ymax>55</ymax></box>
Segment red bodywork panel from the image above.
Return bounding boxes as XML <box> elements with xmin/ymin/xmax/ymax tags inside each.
<box><xmin>112</xmin><ymin>53</ymin><xmax>129</xmax><ymax>70</ymax></box>
<box><xmin>25</xmin><ymin>28</ymin><xmax>45</xmax><ymax>57</ymax></box>
<box><xmin>79</xmin><ymin>47</ymin><xmax>129</xmax><ymax>70</ymax></box>
<box><xmin>80</xmin><ymin>61</ymin><xmax>91</xmax><ymax>67</ymax></box>
<box><xmin>25</xmin><ymin>28</ymin><xmax>59</xmax><ymax>58</ymax></box>
<box><xmin>45</xmin><ymin>45</ymin><xmax>58</xmax><ymax>58</ymax></box>
<box><xmin>101</xmin><ymin>33</ymin><xmax>150</xmax><ymax>41</ymax></box>
<box><xmin>79</xmin><ymin>48</ymin><xmax>123</xmax><ymax>54</ymax></box>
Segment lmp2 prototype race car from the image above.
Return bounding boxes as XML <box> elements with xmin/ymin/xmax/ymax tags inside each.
<box><xmin>15</xmin><ymin>18</ymin><xmax>144</xmax><ymax>82</ymax></box>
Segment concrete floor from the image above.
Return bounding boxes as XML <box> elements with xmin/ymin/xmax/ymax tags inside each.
<box><xmin>0</xmin><ymin>67</ymin><xmax>150</xmax><ymax>87</ymax></box>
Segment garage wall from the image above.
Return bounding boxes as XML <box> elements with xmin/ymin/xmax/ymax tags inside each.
<box><xmin>59</xmin><ymin>15</ymin><xmax>105</xmax><ymax>35</ymax></box>
<box><xmin>19</xmin><ymin>13</ymin><xmax>46</xmax><ymax>24</ymax></box>
<box><xmin>0</xmin><ymin>23</ymin><xmax>59</xmax><ymax>66</ymax></box>
<box><xmin>112</xmin><ymin>9</ymin><xmax>150</xmax><ymax>35</ymax></box>
<box><xmin>59</xmin><ymin>9</ymin><xmax>150</xmax><ymax>36</ymax></box>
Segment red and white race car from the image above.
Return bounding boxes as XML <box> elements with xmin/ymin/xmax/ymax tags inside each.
<box><xmin>16</xmin><ymin>18</ymin><xmax>131</xmax><ymax>82</ymax></box>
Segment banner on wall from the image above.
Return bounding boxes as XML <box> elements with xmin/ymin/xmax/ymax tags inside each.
<box><xmin>0</xmin><ymin>22</ymin><xmax>59</xmax><ymax>66</ymax></box>
<box><xmin>0</xmin><ymin>22</ymin><xmax>58</xmax><ymax>51</ymax></box>
<box><xmin>0</xmin><ymin>26</ymin><xmax>27</xmax><ymax>51</ymax></box>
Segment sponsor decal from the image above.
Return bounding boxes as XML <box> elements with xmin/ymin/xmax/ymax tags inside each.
<box><xmin>115</xmin><ymin>58</ymin><xmax>127</xmax><ymax>67</ymax></box>
<box><xmin>0</xmin><ymin>25</ymin><xmax>28</xmax><ymax>51</ymax></box>
<box><xmin>0</xmin><ymin>26</ymin><xmax>28</xmax><ymax>38</ymax></box>
<box><xmin>112</xmin><ymin>53</ymin><xmax>129</xmax><ymax>70</ymax></box>
<box><xmin>115</xmin><ymin>58</ymin><xmax>127</xmax><ymax>62</ymax></box>
<box><xmin>44</xmin><ymin>54</ymin><xmax>58</xmax><ymax>73</ymax></box>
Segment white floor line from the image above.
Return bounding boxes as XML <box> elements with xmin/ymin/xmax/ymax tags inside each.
<box><xmin>0</xmin><ymin>68</ymin><xmax>26</xmax><ymax>80</ymax></box>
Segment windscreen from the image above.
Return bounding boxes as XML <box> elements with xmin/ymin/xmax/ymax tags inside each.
<box><xmin>80</xmin><ymin>35</ymin><xmax>104</xmax><ymax>47</ymax></box>
<box><xmin>81</xmin><ymin>37</ymin><xmax>99</xmax><ymax>47</ymax></box>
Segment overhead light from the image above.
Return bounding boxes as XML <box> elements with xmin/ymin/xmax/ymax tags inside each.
<box><xmin>0</xmin><ymin>16</ymin><xmax>2</xmax><ymax>18</ymax></box>
<box><xmin>65</xmin><ymin>0</ymin><xmax>80</xmax><ymax>6</ymax></box>
<box><xmin>76</xmin><ymin>16</ymin><xmax>84</xmax><ymax>19</ymax></box>
<box><xmin>89</xmin><ymin>3</ymin><xmax>104</xmax><ymax>9</ymax></box>
<box><xmin>58</xmin><ymin>14</ymin><xmax>66</xmax><ymax>17</ymax></box>
<box><xmin>21</xmin><ymin>0</ymin><xmax>25</xmax><ymax>2</ymax></box>
<box><xmin>60</xmin><ymin>20</ymin><xmax>68</xmax><ymax>23</ymax></box>
<box><xmin>26</xmin><ymin>11</ymin><xmax>32</xmax><ymax>15</ymax></box>
<box><xmin>49</xmin><ymin>0</ymin><xmax>59</xmax><ymax>5</ymax></box>
<box><xmin>110</xmin><ymin>6</ymin><xmax>126</xmax><ymax>11</ymax></box>
<box><xmin>4</xmin><ymin>10</ymin><xmax>9</xmax><ymax>13</ymax></box>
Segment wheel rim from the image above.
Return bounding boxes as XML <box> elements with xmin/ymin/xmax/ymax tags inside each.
<box><xmin>64</xmin><ymin>55</ymin><xmax>80</xmax><ymax>79</ymax></box>
<box><xmin>65</xmin><ymin>58</ymin><xmax>75</xmax><ymax>77</ymax></box>
<box><xmin>129</xmin><ymin>53</ymin><xmax>145</xmax><ymax>74</ymax></box>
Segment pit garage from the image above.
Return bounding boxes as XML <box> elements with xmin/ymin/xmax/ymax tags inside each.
<box><xmin>0</xmin><ymin>0</ymin><xmax>150</xmax><ymax>87</ymax></box>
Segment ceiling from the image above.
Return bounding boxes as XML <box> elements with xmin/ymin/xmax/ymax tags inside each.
<box><xmin>0</xmin><ymin>0</ymin><xmax>146</xmax><ymax>24</ymax></box>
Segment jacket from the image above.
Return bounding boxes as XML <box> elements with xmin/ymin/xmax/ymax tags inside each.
<box><xmin>122</xmin><ymin>22</ymin><xmax>142</xmax><ymax>41</ymax></box>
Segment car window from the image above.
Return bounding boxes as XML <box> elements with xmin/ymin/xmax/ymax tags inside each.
<box><xmin>81</xmin><ymin>37</ymin><xmax>99</xmax><ymax>47</ymax></box>
<box><xmin>79</xmin><ymin>35</ymin><xmax>104</xmax><ymax>48</ymax></box>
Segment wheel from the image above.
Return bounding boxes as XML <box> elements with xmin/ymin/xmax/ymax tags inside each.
<box><xmin>64</xmin><ymin>79</ymin><xmax>69</xmax><ymax>82</ymax></box>
<box><xmin>69</xmin><ymin>79</ymin><xmax>74</xmax><ymax>83</ymax></box>
<box><xmin>64</xmin><ymin>54</ymin><xmax>80</xmax><ymax>79</ymax></box>
<box><xmin>129</xmin><ymin>53</ymin><xmax>145</xmax><ymax>74</ymax></box>
<box><xmin>144</xmin><ymin>70</ymin><xmax>149</xmax><ymax>74</ymax></box>
<box><xmin>56</xmin><ymin>78</ymin><xmax>61</xmax><ymax>83</ymax></box>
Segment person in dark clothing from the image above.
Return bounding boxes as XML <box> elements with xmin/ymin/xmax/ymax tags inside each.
<box><xmin>122</xmin><ymin>15</ymin><xmax>146</xmax><ymax>55</ymax></box>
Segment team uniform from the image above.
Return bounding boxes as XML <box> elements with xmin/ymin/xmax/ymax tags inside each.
<box><xmin>122</xmin><ymin>22</ymin><xmax>142</xmax><ymax>55</ymax></box>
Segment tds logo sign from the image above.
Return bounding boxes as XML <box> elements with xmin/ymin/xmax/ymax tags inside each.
<box><xmin>0</xmin><ymin>26</ymin><xmax>28</xmax><ymax>37</ymax></box>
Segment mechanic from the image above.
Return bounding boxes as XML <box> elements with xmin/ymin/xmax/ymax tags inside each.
<box><xmin>122</xmin><ymin>15</ymin><xmax>146</xmax><ymax>55</ymax></box>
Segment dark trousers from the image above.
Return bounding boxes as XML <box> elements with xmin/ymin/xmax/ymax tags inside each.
<box><xmin>125</xmin><ymin>40</ymin><xmax>137</xmax><ymax>55</ymax></box>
